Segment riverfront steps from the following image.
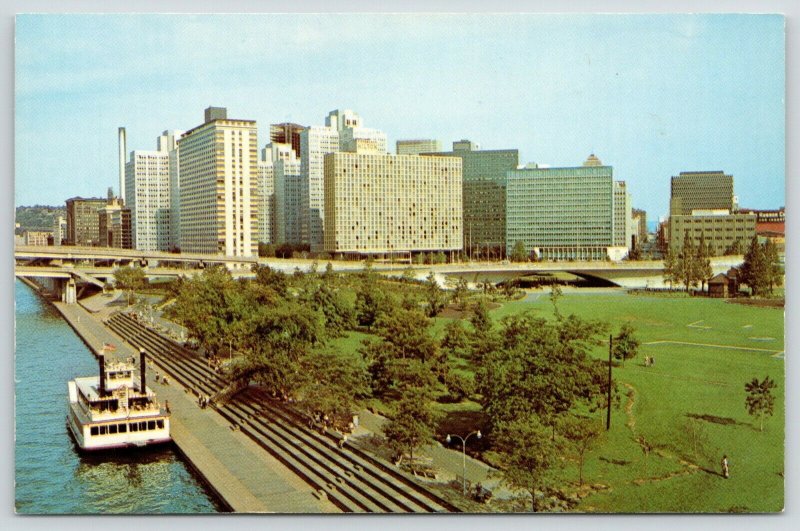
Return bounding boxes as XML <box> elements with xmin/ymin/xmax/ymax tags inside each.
<box><xmin>51</xmin><ymin>300</ymin><xmax>336</xmax><ymax>513</ymax></box>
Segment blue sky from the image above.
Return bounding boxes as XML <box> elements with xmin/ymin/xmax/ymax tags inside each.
<box><xmin>15</xmin><ymin>13</ymin><xmax>785</xmax><ymax>221</ymax></box>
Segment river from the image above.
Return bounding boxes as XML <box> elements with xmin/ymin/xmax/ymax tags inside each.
<box><xmin>14</xmin><ymin>280</ymin><xmax>221</xmax><ymax>514</ymax></box>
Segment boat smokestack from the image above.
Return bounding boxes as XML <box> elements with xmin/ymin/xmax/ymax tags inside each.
<box><xmin>98</xmin><ymin>354</ymin><xmax>106</xmax><ymax>396</ymax></box>
<box><xmin>139</xmin><ymin>347</ymin><xmax>146</xmax><ymax>392</ymax></box>
<box><xmin>118</xmin><ymin>127</ymin><xmax>127</xmax><ymax>203</ymax></box>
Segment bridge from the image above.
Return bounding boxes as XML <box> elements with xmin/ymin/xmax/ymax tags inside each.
<box><xmin>15</xmin><ymin>245</ymin><xmax>744</xmax><ymax>303</ymax></box>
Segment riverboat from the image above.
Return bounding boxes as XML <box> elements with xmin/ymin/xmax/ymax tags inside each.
<box><xmin>67</xmin><ymin>349</ymin><xmax>170</xmax><ymax>451</ymax></box>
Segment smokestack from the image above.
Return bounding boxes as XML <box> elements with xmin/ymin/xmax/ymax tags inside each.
<box><xmin>139</xmin><ymin>348</ymin><xmax>146</xmax><ymax>392</ymax></box>
<box><xmin>118</xmin><ymin>127</ymin><xmax>127</xmax><ymax>203</ymax></box>
<box><xmin>98</xmin><ymin>354</ymin><xmax>106</xmax><ymax>396</ymax></box>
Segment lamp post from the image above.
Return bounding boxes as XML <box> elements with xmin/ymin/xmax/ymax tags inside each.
<box><xmin>446</xmin><ymin>430</ymin><xmax>481</xmax><ymax>496</ymax></box>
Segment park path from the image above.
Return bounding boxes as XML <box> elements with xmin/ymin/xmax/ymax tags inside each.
<box><xmin>644</xmin><ymin>340</ymin><xmax>783</xmax><ymax>355</ymax></box>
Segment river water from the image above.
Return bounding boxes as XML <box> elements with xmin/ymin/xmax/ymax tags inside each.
<box><xmin>14</xmin><ymin>280</ymin><xmax>221</xmax><ymax>514</ymax></box>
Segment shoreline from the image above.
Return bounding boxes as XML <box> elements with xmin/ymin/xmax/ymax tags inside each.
<box><xmin>16</xmin><ymin>279</ymin><xmax>330</xmax><ymax>513</ymax></box>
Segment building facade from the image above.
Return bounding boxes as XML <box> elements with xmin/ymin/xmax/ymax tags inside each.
<box><xmin>632</xmin><ymin>208</ymin><xmax>648</xmax><ymax>248</ymax></box>
<box><xmin>257</xmin><ymin>143</ymin><xmax>297</xmax><ymax>245</ymax></box>
<box><xmin>668</xmin><ymin>210</ymin><xmax>756</xmax><ymax>255</ymax></box>
<box><xmin>670</xmin><ymin>171</ymin><xmax>734</xmax><ymax>216</ymax></box>
<box><xmin>65</xmin><ymin>197</ymin><xmax>107</xmax><ymax>246</ymax></box>
<box><xmin>98</xmin><ymin>197</ymin><xmax>132</xmax><ymax>249</ymax></box>
<box><xmin>53</xmin><ymin>215</ymin><xmax>67</xmax><ymax>245</ymax></box>
<box><xmin>396</xmin><ymin>139</ymin><xmax>441</xmax><ymax>156</ymax></box>
<box><xmin>613</xmin><ymin>181</ymin><xmax>634</xmax><ymax>249</ymax></box>
<box><xmin>24</xmin><ymin>230</ymin><xmax>53</xmax><ymax>246</ymax></box>
<box><xmin>274</xmin><ymin>158</ymin><xmax>303</xmax><ymax>245</ymax></box>
<box><xmin>323</xmin><ymin>152</ymin><xmax>462</xmax><ymax>257</ymax></box>
<box><xmin>299</xmin><ymin>125</ymin><xmax>340</xmax><ymax>249</ymax></box>
<box><xmin>505</xmin><ymin>155</ymin><xmax>630</xmax><ymax>261</ymax></box>
<box><xmin>424</xmin><ymin>141</ymin><xmax>518</xmax><ymax>257</ymax></box>
<box><xmin>178</xmin><ymin>107</ymin><xmax>259</xmax><ymax>257</ymax></box>
<box><xmin>125</xmin><ymin>130</ymin><xmax>182</xmax><ymax>251</ymax></box>
<box><xmin>270</xmin><ymin>122</ymin><xmax>305</xmax><ymax>159</ymax></box>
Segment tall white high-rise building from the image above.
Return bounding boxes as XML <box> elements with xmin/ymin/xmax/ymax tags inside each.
<box><xmin>274</xmin><ymin>157</ymin><xmax>303</xmax><ymax>245</ymax></box>
<box><xmin>258</xmin><ymin>142</ymin><xmax>296</xmax><ymax>245</ymax></box>
<box><xmin>613</xmin><ymin>180</ymin><xmax>633</xmax><ymax>250</ymax></box>
<box><xmin>178</xmin><ymin>107</ymin><xmax>259</xmax><ymax>257</ymax></box>
<box><xmin>300</xmin><ymin>109</ymin><xmax>387</xmax><ymax>250</ymax></box>
<box><xmin>300</xmin><ymin>125</ymin><xmax>340</xmax><ymax>249</ymax></box>
<box><xmin>125</xmin><ymin>130</ymin><xmax>182</xmax><ymax>251</ymax></box>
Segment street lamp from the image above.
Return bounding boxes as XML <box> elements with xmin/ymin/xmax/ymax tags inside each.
<box><xmin>446</xmin><ymin>430</ymin><xmax>481</xmax><ymax>496</ymax></box>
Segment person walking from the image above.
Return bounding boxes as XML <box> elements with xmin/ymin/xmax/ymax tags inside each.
<box><xmin>721</xmin><ymin>455</ymin><xmax>730</xmax><ymax>479</ymax></box>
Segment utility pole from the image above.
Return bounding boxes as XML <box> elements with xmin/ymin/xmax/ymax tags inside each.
<box><xmin>606</xmin><ymin>334</ymin><xmax>613</xmax><ymax>430</ymax></box>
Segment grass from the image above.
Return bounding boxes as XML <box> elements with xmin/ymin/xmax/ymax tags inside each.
<box><xmin>314</xmin><ymin>284</ymin><xmax>784</xmax><ymax>512</ymax></box>
<box><xmin>481</xmin><ymin>292</ymin><xmax>784</xmax><ymax>512</ymax></box>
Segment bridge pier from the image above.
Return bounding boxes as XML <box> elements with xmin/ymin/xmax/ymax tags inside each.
<box><xmin>61</xmin><ymin>277</ymin><xmax>77</xmax><ymax>304</ymax></box>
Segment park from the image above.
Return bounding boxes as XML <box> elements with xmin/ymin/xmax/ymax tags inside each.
<box><xmin>120</xmin><ymin>261</ymin><xmax>784</xmax><ymax>513</ymax></box>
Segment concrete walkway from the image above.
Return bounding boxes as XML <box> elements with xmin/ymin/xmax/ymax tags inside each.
<box><xmin>53</xmin><ymin>299</ymin><xmax>336</xmax><ymax>513</ymax></box>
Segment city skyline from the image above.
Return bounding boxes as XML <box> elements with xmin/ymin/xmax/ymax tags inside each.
<box><xmin>15</xmin><ymin>14</ymin><xmax>785</xmax><ymax>221</ymax></box>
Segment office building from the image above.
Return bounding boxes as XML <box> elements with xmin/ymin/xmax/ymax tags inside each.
<box><xmin>258</xmin><ymin>143</ymin><xmax>296</xmax><ymax>245</ymax></box>
<box><xmin>396</xmin><ymin>139</ymin><xmax>441</xmax><ymax>156</ymax></box>
<box><xmin>323</xmin><ymin>150</ymin><xmax>462</xmax><ymax>257</ymax></box>
<box><xmin>53</xmin><ymin>215</ymin><xmax>67</xmax><ymax>246</ymax></box>
<box><xmin>613</xmin><ymin>181</ymin><xmax>634</xmax><ymax>248</ymax></box>
<box><xmin>178</xmin><ymin>107</ymin><xmax>259</xmax><ymax>257</ymax></box>
<box><xmin>125</xmin><ymin>130</ymin><xmax>182</xmax><ymax>251</ymax></box>
<box><xmin>270</xmin><ymin>123</ymin><xmax>305</xmax><ymax>159</ymax></box>
<box><xmin>632</xmin><ymin>208</ymin><xmax>648</xmax><ymax>248</ymax></box>
<box><xmin>505</xmin><ymin>154</ymin><xmax>631</xmax><ymax>261</ymax></box>
<box><xmin>65</xmin><ymin>197</ymin><xmax>107</xmax><ymax>246</ymax></box>
<box><xmin>670</xmin><ymin>171</ymin><xmax>735</xmax><ymax>215</ymax></box>
<box><xmin>274</xmin><ymin>157</ymin><xmax>303</xmax><ymax>245</ymax></box>
<box><xmin>24</xmin><ymin>230</ymin><xmax>52</xmax><ymax>246</ymax></box>
<box><xmin>98</xmin><ymin>196</ymin><xmax>132</xmax><ymax>249</ymax></box>
<box><xmin>423</xmin><ymin>141</ymin><xmax>518</xmax><ymax>257</ymax></box>
<box><xmin>668</xmin><ymin>210</ymin><xmax>756</xmax><ymax>255</ymax></box>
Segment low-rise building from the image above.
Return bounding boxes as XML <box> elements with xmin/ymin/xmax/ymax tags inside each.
<box><xmin>668</xmin><ymin>209</ymin><xmax>755</xmax><ymax>255</ymax></box>
<box><xmin>24</xmin><ymin>230</ymin><xmax>53</xmax><ymax>246</ymax></box>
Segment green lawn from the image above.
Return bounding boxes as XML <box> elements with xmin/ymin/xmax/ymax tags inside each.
<box><xmin>486</xmin><ymin>292</ymin><xmax>784</xmax><ymax>512</ymax></box>
<box><xmin>326</xmin><ymin>289</ymin><xmax>784</xmax><ymax>512</ymax></box>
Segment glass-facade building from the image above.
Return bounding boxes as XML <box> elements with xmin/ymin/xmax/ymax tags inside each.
<box><xmin>506</xmin><ymin>158</ymin><xmax>629</xmax><ymax>261</ymax></box>
<box><xmin>423</xmin><ymin>143</ymin><xmax>518</xmax><ymax>257</ymax></box>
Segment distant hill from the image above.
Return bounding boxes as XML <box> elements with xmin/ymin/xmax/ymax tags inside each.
<box><xmin>15</xmin><ymin>205</ymin><xmax>65</xmax><ymax>235</ymax></box>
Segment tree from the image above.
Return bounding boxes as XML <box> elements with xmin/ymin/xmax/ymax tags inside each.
<box><xmin>663</xmin><ymin>246</ymin><xmax>678</xmax><ymax>289</ymax></box>
<box><xmin>452</xmin><ymin>277</ymin><xmax>470</xmax><ymax>310</ymax></box>
<box><xmin>354</xmin><ymin>280</ymin><xmax>388</xmax><ymax>329</ymax></box>
<box><xmin>745</xmin><ymin>376</ymin><xmax>777</xmax><ymax>432</ymax></box>
<box><xmin>441</xmin><ymin>319</ymin><xmax>470</xmax><ymax>360</ymax></box>
<box><xmin>763</xmin><ymin>239</ymin><xmax>783</xmax><ymax>296</ymax></box>
<box><xmin>494</xmin><ymin>415</ymin><xmax>558</xmax><ymax>512</ymax></box>
<box><xmin>382</xmin><ymin>382</ymin><xmax>440</xmax><ymax>464</ymax></box>
<box><xmin>294</xmin><ymin>349</ymin><xmax>370</xmax><ymax>430</ymax></box>
<box><xmin>424</xmin><ymin>272</ymin><xmax>446</xmax><ymax>317</ymax></box>
<box><xmin>549</xmin><ymin>284</ymin><xmax>563</xmax><ymax>318</ymax></box>
<box><xmin>613</xmin><ymin>323</ymin><xmax>640</xmax><ymax>367</ymax></box>
<box><xmin>560</xmin><ymin>415</ymin><xmax>604</xmax><ymax>486</ymax></box>
<box><xmin>113</xmin><ymin>265</ymin><xmax>147</xmax><ymax>305</ymax></box>
<box><xmin>510</xmin><ymin>241</ymin><xmax>528</xmax><ymax>262</ymax></box>
<box><xmin>695</xmin><ymin>233</ymin><xmax>713</xmax><ymax>292</ymax></box>
<box><xmin>476</xmin><ymin>312</ymin><xmax>611</xmax><ymax>436</ymax></box>
<box><xmin>675</xmin><ymin>233</ymin><xmax>698</xmax><ymax>292</ymax></box>
<box><xmin>739</xmin><ymin>236</ymin><xmax>769</xmax><ymax>297</ymax></box>
<box><xmin>311</xmin><ymin>284</ymin><xmax>355</xmax><ymax>337</ymax></box>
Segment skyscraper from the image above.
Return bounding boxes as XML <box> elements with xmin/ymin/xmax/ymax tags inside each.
<box><xmin>505</xmin><ymin>154</ymin><xmax>631</xmax><ymax>261</ymax></box>
<box><xmin>270</xmin><ymin>123</ymin><xmax>305</xmax><ymax>159</ymax></box>
<box><xmin>258</xmin><ymin>142</ymin><xmax>296</xmax><ymax>245</ymax></box>
<box><xmin>323</xmin><ymin>150</ymin><xmax>462</xmax><ymax>257</ymax></box>
<box><xmin>669</xmin><ymin>171</ymin><xmax>734</xmax><ymax>215</ymax></box>
<box><xmin>300</xmin><ymin>109</ymin><xmax>388</xmax><ymax>250</ymax></box>
<box><xmin>396</xmin><ymin>139</ymin><xmax>441</xmax><ymax>156</ymax></box>
<box><xmin>423</xmin><ymin>141</ymin><xmax>518</xmax><ymax>257</ymax></box>
<box><xmin>125</xmin><ymin>130</ymin><xmax>182</xmax><ymax>251</ymax></box>
<box><xmin>274</xmin><ymin>156</ymin><xmax>303</xmax><ymax>245</ymax></box>
<box><xmin>65</xmin><ymin>196</ymin><xmax>107</xmax><ymax>246</ymax></box>
<box><xmin>178</xmin><ymin>107</ymin><xmax>259</xmax><ymax>257</ymax></box>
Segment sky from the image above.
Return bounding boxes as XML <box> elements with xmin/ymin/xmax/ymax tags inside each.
<box><xmin>14</xmin><ymin>13</ymin><xmax>785</xmax><ymax>221</ymax></box>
